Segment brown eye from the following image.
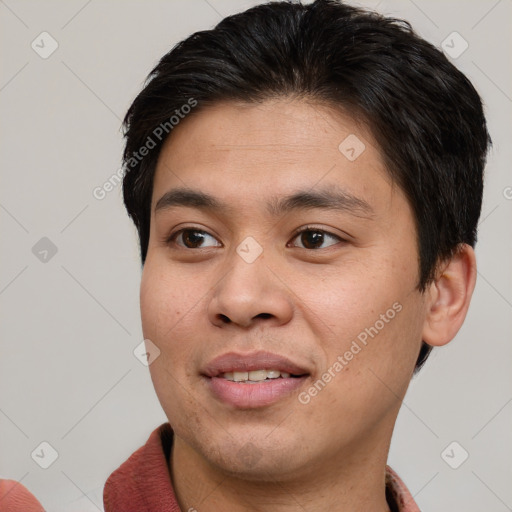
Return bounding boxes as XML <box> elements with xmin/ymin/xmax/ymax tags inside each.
<box><xmin>170</xmin><ymin>229</ymin><xmax>221</xmax><ymax>249</ymax></box>
<box><xmin>290</xmin><ymin>229</ymin><xmax>342</xmax><ymax>250</ymax></box>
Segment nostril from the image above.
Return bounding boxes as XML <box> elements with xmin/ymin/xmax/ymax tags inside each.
<box><xmin>257</xmin><ymin>313</ymin><xmax>272</xmax><ymax>320</ymax></box>
<box><xmin>219</xmin><ymin>314</ymin><xmax>231</xmax><ymax>323</ymax></box>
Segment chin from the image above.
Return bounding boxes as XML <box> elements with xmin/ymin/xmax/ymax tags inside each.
<box><xmin>196</xmin><ymin>430</ymin><xmax>309</xmax><ymax>482</ymax></box>
<box><xmin>214</xmin><ymin>450</ymin><xmax>302</xmax><ymax>482</ymax></box>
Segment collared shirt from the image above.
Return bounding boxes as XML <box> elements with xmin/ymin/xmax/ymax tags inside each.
<box><xmin>103</xmin><ymin>422</ymin><xmax>421</xmax><ymax>512</ymax></box>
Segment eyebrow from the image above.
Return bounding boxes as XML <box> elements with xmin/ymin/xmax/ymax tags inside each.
<box><xmin>154</xmin><ymin>186</ymin><xmax>374</xmax><ymax>218</ymax></box>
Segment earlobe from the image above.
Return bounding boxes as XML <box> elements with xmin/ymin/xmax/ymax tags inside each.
<box><xmin>422</xmin><ymin>244</ymin><xmax>477</xmax><ymax>347</ymax></box>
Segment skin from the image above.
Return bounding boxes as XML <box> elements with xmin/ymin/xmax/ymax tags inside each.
<box><xmin>140</xmin><ymin>98</ymin><xmax>476</xmax><ymax>511</ymax></box>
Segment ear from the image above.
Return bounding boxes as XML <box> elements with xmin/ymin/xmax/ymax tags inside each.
<box><xmin>422</xmin><ymin>244</ymin><xmax>477</xmax><ymax>347</ymax></box>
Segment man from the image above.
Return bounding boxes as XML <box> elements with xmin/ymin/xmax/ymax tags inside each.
<box><xmin>103</xmin><ymin>0</ymin><xmax>491</xmax><ymax>510</ymax></box>
<box><xmin>2</xmin><ymin>0</ymin><xmax>490</xmax><ymax>510</ymax></box>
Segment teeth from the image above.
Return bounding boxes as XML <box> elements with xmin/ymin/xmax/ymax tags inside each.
<box><xmin>222</xmin><ymin>369</ymin><xmax>293</xmax><ymax>382</ymax></box>
<box><xmin>248</xmin><ymin>370</ymin><xmax>267</xmax><ymax>381</ymax></box>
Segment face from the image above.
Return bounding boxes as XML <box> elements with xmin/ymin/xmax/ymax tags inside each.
<box><xmin>140</xmin><ymin>98</ymin><xmax>427</xmax><ymax>480</ymax></box>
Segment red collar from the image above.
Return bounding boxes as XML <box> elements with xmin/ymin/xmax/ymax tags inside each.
<box><xmin>104</xmin><ymin>423</ymin><xmax>420</xmax><ymax>512</ymax></box>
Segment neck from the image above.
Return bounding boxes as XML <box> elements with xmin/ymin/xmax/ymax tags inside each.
<box><xmin>170</xmin><ymin>430</ymin><xmax>394</xmax><ymax>512</ymax></box>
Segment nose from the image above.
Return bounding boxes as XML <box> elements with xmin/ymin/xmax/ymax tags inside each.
<box><xmin>207</xmin><ymin>250</ymin><xmax>294</xmax><ymax>329</ymax></box>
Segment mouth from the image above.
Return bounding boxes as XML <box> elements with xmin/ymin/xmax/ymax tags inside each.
<box><xmin>202</xmin><ymin>351</ymin><xmax>310</xmax><ymax>408</ymax></box>
<box><xmin>221</xmin><ymin>369</ymin><xmax>301</xmax><ymax>382</ymax></box>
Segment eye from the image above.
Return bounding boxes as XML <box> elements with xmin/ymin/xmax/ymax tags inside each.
<box><xmin>168</xmin><ymin>228</ymin><xmax>222</xmax><ymax>249</ymax></box>
<box><xmin>289</xmin><ymin>227</ymin><xmax>343</xmax><ymax>250</ymax></box>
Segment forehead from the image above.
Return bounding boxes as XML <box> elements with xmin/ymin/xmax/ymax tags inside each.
<box><xmin>151</xmin><ymin>99</ymin><xmax>396</xmax><ymax>214</ymax></box>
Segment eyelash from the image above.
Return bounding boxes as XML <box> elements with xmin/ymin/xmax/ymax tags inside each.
<box><xmin>165</xmin><ymin>225</ymin><xmax>345</xmax><ymax>250</ymax></box>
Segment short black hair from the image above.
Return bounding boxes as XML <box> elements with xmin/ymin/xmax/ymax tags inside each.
<box><xmin>121</xmin><ymin>0</ymin><xmax>491</xmax><ymax>371</ymax></box>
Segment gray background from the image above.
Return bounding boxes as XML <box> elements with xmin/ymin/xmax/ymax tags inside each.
<box><xmin>1</xmin><ymin>0</ymin><xmax>511</xmax><ymax>510</ymax></box>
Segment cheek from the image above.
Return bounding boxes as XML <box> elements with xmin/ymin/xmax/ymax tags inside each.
<box><xmin>140</xmin><ymin>259</ymin><xmax>196</xmax><ymax>341</ymax></box>
<box><xmin>139</xmin><ymin>260</ymin><xmax>204</xmax><ymax>424</ymax></box>
<box><xmin>302</xmin><ymin>281</ymin><xmax>424</xmax><ymax>443</ymax></box>
<box><xmin>304</xmin><ymin>250</ymin><xmax>423</xmax><ymax>377</ymax></box>
<box><xmin>304</xmin><ymin>258</ymin><xmax>404</xmax><ymax>339</ymax></box>
<box><xmin>139</xmin><ymin>259</ymin><xmax>209</xmax><ymax>399</ymax></box>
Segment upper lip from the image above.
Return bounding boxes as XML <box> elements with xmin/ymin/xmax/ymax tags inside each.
<box><xmin>202</xmin><ymin>351</ymin><xmax>310</xmax><ymax>377</ymax></box>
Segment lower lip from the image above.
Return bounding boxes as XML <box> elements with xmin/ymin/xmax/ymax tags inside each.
<box><xmin>206</xmin><ymin>376</ymin><xmax>308</xmax><ymax>408</ymax></box>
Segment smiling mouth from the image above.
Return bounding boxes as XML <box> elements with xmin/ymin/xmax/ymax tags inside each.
<box><xmin>202</xmin><ymin>350</ymin><xmax>311</xmax><ymax>407</ymax></box>
<box><xmin>220</xmin><ymin>369</ymin><xmax>304</xmax><ymax>382</ymax></box>
<box><xmin>205</xmin><ymin>371</ymin><xmax>309</xmax><ymax>408</ymax></box>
